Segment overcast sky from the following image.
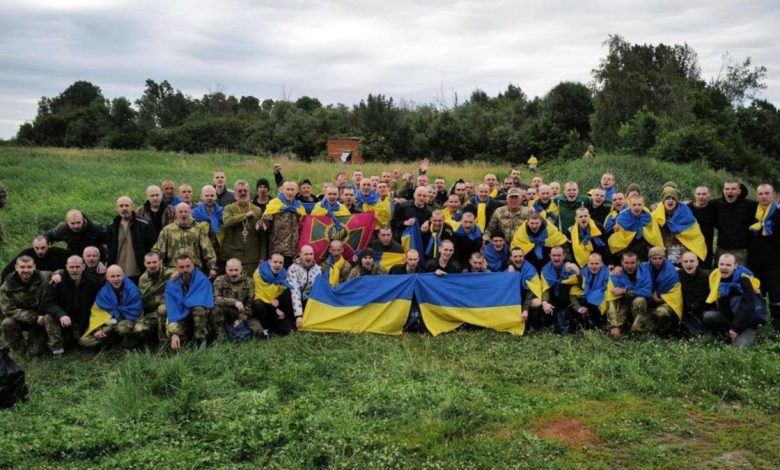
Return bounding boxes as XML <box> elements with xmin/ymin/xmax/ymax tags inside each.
<box><xmin>0</xmin><ymin>0</ymin><xmax>778</xmax><ymax>139</ymax></box>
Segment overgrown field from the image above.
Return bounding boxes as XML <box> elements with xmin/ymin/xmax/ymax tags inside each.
<box><xmin>0</xmin><ymin>147</ymin><xmax>775</xmax><ymax>469</ymax></box>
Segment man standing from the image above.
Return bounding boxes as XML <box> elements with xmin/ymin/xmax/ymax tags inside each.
<box><xmin>212</xmin><ymin>170</ymin><xmax>236</xmax><ymax>206</ymax></box>
<box><xmin>161</xmin><ymin>180</ymin><xmax>180</xmax><ymax>206</ymax></box>
<box><xmin>222</xmin><ymin>180</ymin><xmax>265</xmax><ymax>274</ymax></box>
<box><xmin>392</xmin><ymin>186</ymin><xmax>434</xmax><ymax>236</ymax></box>
<box><xmin>0</xmin><ymin>256</ymin><xmax>61</xmax><ymax>357</ymax></box>
<box><xmin>192</xmin><ymin>186</ymin><xmax>223</xmax><ymax>247</ymax></box>
<box><xmin>569</xmin><ymin>207</ymin><xmax>610</xmax><ymax>269</ymax></box>
<box><xmin>165</xmin><ymin>255</ymin><xmax>215</xmax><ymax>350</ymax></box>
<box><xmin>46</xmin><ymin>209</ymin><xmax>106</xmax><ymax>257</ymax></box>
<box><xmin>451</xmin><ymin>212</ymin><xmax>483</xmax><ymax>266</ymax></box>
<box><xmin>1</xmin><ymin>235</ymin><xmax>69</xmax><ymax>283</ymax></box>
<box><xmin>586</xmin><ymin>188</ymin><xmax>611</xmax><ymax>225</ymax></box>
<box><xmin>83</xmin><ymin>246</ymin><xmax>107</xmax><ymax>278</ymax></box>
<box><xmin>511</xmin><ymin>213</ymin><xmax>568</xmax><ymax>271</ymax></box>
<box><xmin>136</xmin><ymin>185</ymin><xmax>176</xmax><ymax>233</ymax></box>
<box><xmin>713</xmin><ymin>180</ymin><xmax>757</xmax><ymax>266</ymax></box>
<box><xmin>106</xmin><ymin>196</ymin><xmax>157</xmax><ymax>283</ymax></box>
<box><xmin>462</xmin><ymin>183</ymin><xmax>502</xmax><ymax>233</ymax></box>
<box><xmin>608</xmin><ymin>195</ymin><xmax>663</xmax><ymax>261</ymax></box>
<box><xmin>687</xmin><ymin>186</ymin><xmax>716</xmax><ymax>268</ymax></box>
<box><xmin>747</xmin><ymin>184</ymin><xmax>780</xmax><ymax>330</ymax></box>
<box><xmin>425</xmin><ymin>239</ymin><xmax>461</xmax><ymax>275</ymax></box>
<box><xmin>554</xmin><ymin>182</ymin><xmax>590</xmax><ymax>238</ymax></box>
<box><xmin>152</xmin><ymin>203</ymin><xmax>218</xmax><ymax>278</ymax></box>
<box><xmin>370</xmin><ymin>225</ymin><xmax>405</xmax><ymax>254</ymax></box>
<box><xmin>260</xmin><ymin>181</ymin><xmax>306</xmax><ymax>267</ymax></box>
<box><xmin>178</xmin><ymin>184</ymin><xmax>194</xmax><ymax>208</ymax></box>
<box><xmin>423</xmin><ymin>210</ymin><xmax>455</xmax><ymax>260</ymax></box>
<box><xmin>212</xmin><ymin>258</ymin><xmax>263</xmax><ymax>340</ymax></box>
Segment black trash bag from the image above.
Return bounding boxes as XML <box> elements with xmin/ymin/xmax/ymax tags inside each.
<box><xmin>0</xmin><ymin>347</ymin><xmax>28</xmax><ymax>408</ymax></box>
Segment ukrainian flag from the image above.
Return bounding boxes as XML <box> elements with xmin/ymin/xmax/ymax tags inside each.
<box><xmin>652</xmin><ymin>259</ymin><xmax>683</xmax><ymax>319</ymax></box>
<box><xmin>414</xmin><ymin>272</ymin><xmax>525</xmax><ymax>336</ymax></box>
<box><xmin>401</xmin><ymin>220</ymin><xmax>424</xmax><ymax>257</ymax></box>
<box><xmin>301</xmin><ymin>275</ymin><xmax>415</xmax><ymax>335</ymax></box>
<box><xmin>651</xmin><ymin>203</ymin><xmax>707</xmax><ymax>261</ymax></box>
<box><xmin>607</xmin><ymin>208</ymin><xmax>664</xmax><ymax>254</ymax></box>
<box><xmin>706</xmin><ymin>266</ymin><xmax>761</xmax><ymax>304</ymax></box>
<box><xmin>375</xmin><ymin>250</ymin><xmax>407</xmax><ymax>271</ymax></box>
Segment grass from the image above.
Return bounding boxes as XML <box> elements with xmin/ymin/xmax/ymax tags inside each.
<box><xmin>0</xmin><ymin>147</ymin><xmax>775</xmax><ymax>468</ymax></box>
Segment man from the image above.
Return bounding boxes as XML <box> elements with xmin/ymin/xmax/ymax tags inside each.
<box><xmin>106</xmin><ymin>196</ymin><xmax>157</xmax><ymax>282</ymax></box>
<box><xmin>137</xmin><ymin>252</ymin><xmax>169</xmax><ymax>341</ymax></box>
<box><xmin>287</xmin><ymin>245</ymin><xmax>322</xmax><ymax>322</ymax></box>
<box><xmin>335</xmin><ymin>171</ymin><xmax>348</xmax><ymax>196</ymax></box>
<box><xmin>450</xmin><ymin>180</ymin><xmax>467</xmax><ymax>203</ymax></box>
<box><xmin>483</xmin><ymin>231</ymin><xmax>509</xmax><ymax>272</ymax></box>
<box><xmin>679</xmin><ymin>251</ymin><xmax>711</xmax><ymax>338</ymax></box>
<box><xmin>554</xmin><ymin>182</ymin><xmax>590</xmax><ymax>238</ymax></box>
<box><xmin>529</xmin><ymin>185</ymin><xmax>559</xmax><ymax>227</ymax></box>
<box><xmin>312</xmin><ymin>184</ymin><xmax>351</xmax><ymax>218</ymax></box>
<box><xmin>486</xmin><ymin>188</ymin><xmax>531</xmax><ymax>241</ymax></box>
<box><xmin>583</xmin><ymin>144</ymin><xmax>595</xmax><ymax>159</ymax></box>
<box><xmin>506</xmin><ymin>247</ymin><xmax>543</xmax><ymax>327</ymax></box>
<box><xmin>425</xmin><ymin>239</ymin><xmax>461</xmax><ymax>275</ymax></box>
<box><xmin>586</xmin><ymin>188</ymin><xmax>611</xmax><ymax>225</ymax></box>
<box><xmin>1</xmin><ymin>235</ymin><xmax>69</xmax><ymax>283</ymax></box>
<box><xmin>0</xmin><ymin>256</ymin><xmax>61</xmax><ymax>357</ymax></box>
<box><xmin>192</xmin><ymin>186</ymin><xmax>223</xmax><ymax>250</ymax></box>
<box><xmin>531</xmin><ymin>176</ymin><xmax>543</xmax><ymax>190</ymax></box>
<box><xmin>296</xmin><ymin>179</ymin><xmax>319</xmax><ymax>203</ymax></box>
<box><xmin>462</xmin><ymin>183</ymin><xmax>502</xmax><ymax>232</ymax></box>
<box><xmin>136</xmin><ymin>185</ymin><xmax>176</xmax><ymax>233</ymax></box>
<box><xmin>549</xmin><ymin>182</ymin><xmax>561</xmax><ymax>198</ymax></box>
<box><xmin>391</xmin><ymin>186</ymin><xmax>433</xmax><ymax>236</ymax></box>
<box><xmin>178</xmin><ymin>184</ymin><xmax>194</xmax><ymax>208</ymax></box>
<box><xmin>152</xmin><ymin>203</ymin><xmax>218</xmax><ymax>278</ymax></box>
<box><xmin>79</xmin><ymin>265</ymin><xmax>149</xmax><ymax>348</ymax></box>
<box><xmin>539</xmin><ymin>246</ymin><xmax>581</xmax><ymax>333</ymax></box>
<box><xmin>511</xmin><ymin>213</ymin><xmax>568</xmax><ymax>271</ymax></box>
<box><xmin>451</xmin><ymin>212</ymin><xmax>483</xmax><ymax>266</ymax></box>
<box><xmin>566</xmin><ymin>253</ymin><xmax>609</xmax><ymax>333</ymax></box>
<box><xmin>637</xmin><ymin>247</ymin><xmax>683</xmax><ymax>336</ymax></box>
<box><xmin>423</xmin><ymin>210</ymin><xmax>455</xmax><ymax>260</ymax></box>
<box><xmin>253</xmin><ymin>253</ymin><xmax>296</xmax><ymax>335</ymax></box>
<box><xmin>463</xmin><ymin>252</ymin><xmax>490</xmax><ymax>273</ymax></box>
<box><xmin>46</xmin><ymin>209</ymin><xmax>106</xmax><ymax>257</ymax></box>
<box><xmin>570</xmin><ymin>207</ymin><xmax>610</xmax><ymax>268</ymax></box>
<box><xmin>687</xmin><ymin>185</ymin><xmax>716</xmax><ymax>267</ymax></box>
<box><xmin>605</xmin><ymin>252</ymin><xmax>653</xmax><ymax>338</ymax></box>
<box><xmin>464</xmin><ymin>181</ymin><xmax>475</xmax><ymax>200</ymax></box>
<box><xmin>347</xmin><ymin>248</ymin><xmax>387</xmax><ymax>279</ymax></box>
<box><xmin>497</xmin><ymin>176</ymin><xmax>515</xmax><ymax>200</ymax></box>
<box><xmin>212</xmin><ymin>170</ymin><xmax>236</xmax><ymax>206</ymax></box>
<box><xmin>608</xmin><ymin>195</ymin><xmax>663</xmax><ymax>261</ymax></box>
<box><xmin>212</xmin><ymin>258</ymin><xmax>263</xmax><ymax>339</ymax></box>
<box><xmin>347</xmin><ymin>169</ymin><xmax>364</xmax><ymax>190</ymax></box>
<box><xmin>747</xmin><ymin>184</ymin><xmax>780</xmax><ymax>331</ymax></box>
<box><xmin>434</xmin><ymin>178</ymin><xmax>448</xmax><ymax>206</ymax></box>
<box><xmin>42</xmin><ymin>255</ymin><xmax>102</xmax><ymax>352</ymax></box>
<box><xmin>713</xmin><ymin>180</ymin><xmax>757</xmax><ymax>266</ymax></box>
<box><xmin>165</xmin><ymin>254</ymin><xmax>215</xmax><ymax>350</ymax></box>
<box><xmin>592</xmin><ymin>172</ymin><xmax>617</xmax><ymax>202</ymax></box>
<box><xmin>484</xmin><ymin>174</ymin><xmax>500</xmax><ymax>198</ymax></box>
<box><xmin>389</xmin><ymin>249</ymin><xmax>424</xmax><ymax>274</ymax></box>
<box><xmin>161</xmin><ymin>180</ymin><xmax>180</xmax><ymax>206</ymax></box>
<box><xmin>652</xmin><ymin>183</ymin><xmax>707</xmax><ymax>265</ymax></box>
<box><xmin>223</xmin><ymin>180</ymin><xmax>265</xmax><ymax>274</ymax></box>
<box><xmin>341</xmin><ymin>187</ymin><xmax>361</xmax><ymax>214</ymax></box>
<box><xmin>252</xmin><ymin>178</ymin><xmax>272</xmax><ymax>211</ymax></box>
<box><xmin>320</xmin><ymin>240</ymin><xmax>352</xmax><ymax>286</ymax></box>
<box><xmin>703</xmin><ymin>253</ymin><xmax>765</xmax><ymax>347</ymax></box>
<box><xmin>370</xmin><ymin>225</ymin><xmax>404</xmax><ymax>254</ymax></box>
<box><xmin>83</xmin><ymin>246</ymin><xmax>107</xmax><ymax>278</ymax></box>
<box><xmin>603</xmin><ymin>192</ymin><xmax>626</xmax><ymax>234</ymax></box>
<box><xmin>442</xmin><ymin>194</ymin><xmax>463</xmax><ymax>223</ymax></box>
<box><xmin>260</xmin><ymin>181</ymin><xmax>307</xmax><ymax>266</ymax></box>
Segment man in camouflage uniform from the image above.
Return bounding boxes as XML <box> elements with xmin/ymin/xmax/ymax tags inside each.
<box><xmin>260</xmin><ymin>181</ymin><xmax>302</xmax><ymax>266</ymax></box>
<box><xmin>485</xmin><ymin>188</ymin><xmax>530</xmax><ymax>240</ymax></box>
<box><xmin>0</xmin><ymin>256</ymin><xmax>62</xmax><ymax>357</ymax></box>
<box><xmin>212</xmin><ymin>258</ymin><xmax>264</xmax><ymax>339</ymax></box>
<box><xmin>138</xmin><ymin>252</ymin><xmax>169</xmax><ymax>341</ymax></box>
<box><xmin>152</xmin><ymin>203</ymin><xmax>218</xmax><ymax>279</ymax></box>
<box><xmin>165</xmin><ymin>255</ymin><xmax>214</xmax><ymax>350</ymax></box>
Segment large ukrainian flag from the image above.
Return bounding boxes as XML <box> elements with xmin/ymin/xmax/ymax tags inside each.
<box><xmin>651</xmin><ymin>203</ymin><xmax>707</xmax><ymax>261</ymax></box>
<box><xmin>301</xmin><ymin>274</ymin><xmax>415</xmax><ymax>335</ymax></box>
<box><xmin>414</xmin><ymin>272</ymin><xmax>525</xmax><ymax>336</ymax></box>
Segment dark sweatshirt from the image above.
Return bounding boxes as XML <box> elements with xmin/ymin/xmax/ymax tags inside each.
<box><xmin>713</xmin><ymin>183</ymin><xmax>758</xmax><ymax>250</ymax></box>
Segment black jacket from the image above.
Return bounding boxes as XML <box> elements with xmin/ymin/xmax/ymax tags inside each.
<box><xmin>718</xmin><ymin>276</ymin><xmax>765</xmax><ymax>333</ymax></box>
<box><xmin>46</xmin><ymin>214</ymin><xmax>106</xmax><ymax>256</ymax></box>
<box><xmin>747</xmin><ymin>203</ymin><xmax>780</xmax><ymax>265</ymax></box>
<box><xmin>1</xmin><ymin>247</ymin><xmax>69</xmax><ymax>284</ymax></box>
<box><xmin>713</xmin><ymin>183</ymin><xmax>758</xmax><ymax>250</ymax></box>
<box><xmin>42</xmin><ymin>272</ymin><xmax>102</xmax><ymax>335</ymax></box>
<box><xmin>106</xmin><ymin>214</ymin><xmax>158</xmax><ymax>270</ymax></box>
<box><xmin>391</xmin><ymin>201</ymin><xmax>434</xmax><ymax>236</ymax></box>
<box><xmin>680</xmin><ymin>268</ymin><xmax>712</xmax><ymax>318</ymax></box>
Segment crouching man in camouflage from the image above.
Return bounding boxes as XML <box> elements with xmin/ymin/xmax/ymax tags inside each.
<box><xmin>212</xmin><ymin>258</ymin><xmax>265</xmax><ymax>340</ymax></box>
<box><xmin>138</xmin><ymin>252</ymin><xmax>170</xmax><ymax>342</ymax></box>
<box><xmin>165</xmin><ymin>255</ymin><xmax>214</xmax><ymax>350</ymax></box>
<box><xmin>0</xmin><ymin>256</ymin><xmax>61</xmax><ymax>357</ymax></box>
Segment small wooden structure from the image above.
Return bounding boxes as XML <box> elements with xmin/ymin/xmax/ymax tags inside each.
<box><xmin>327</xmin><ymin>137</ymin><xmax>363</xmax><ymax>164</ymax></box>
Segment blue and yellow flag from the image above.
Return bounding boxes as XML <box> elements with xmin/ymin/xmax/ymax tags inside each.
<box><xmin>706</xmin><ymin>265</ymin><xmax>761</xmax><ymax>304</ymax></box>
<box><xmin>651</xmin><ymin>259</ymin><xmax>683</xmax><ymax>319</ymax></box>
<box><xmin>511</xmin><ymin>220</ymin><xmax>569</xmax><ymax>259</ymax></box>
<box><xmin>651</xmin><ymin>203</ymin><xmax>707</xmax><ymax>261</ymax></box>
<box><xmin>514</xmin><ymin>261</ymin><xmax>543</xmax><ymax>300</ymax></box>
<box><xmin>540</xmin><ymin>262</ymin><xmax>580</xmax><ymax>297</ymax></box>
<box><xmin>605</xmin><ymin>263</ymin><xmax>653</xmax><ymax>302</ymax></box>
<box><xmin>750</xmin><ymin>201</ymin><xmax>777</xmax><ymax>236</ymax></box>
<box><xmin>530</xmin><ymin>198</ymin><xmax>559</xmax><ymax>224</ymax></box>
<box><xmin>414</xmin><ymin>272</ymin><xmax>525</xmax><ymax>336</ymax></box>
<box><xmin>165</xmin><ymin>269</ymin><xmax>215</xmax><ymax>323</ymax></box>
<box><xmin>569</xmin><ymin>220</ymin><xmax>606</xmax><ymax>268</ymax></box>
<box><xmin>607</xmin><ymin>208</ymin><xmax>663</xmax><ymax>254</ymax></box>
<box><xmin>264</xmin><ymin>194</ymin><xmax>308</xmax><ymax>216</ymax></box>
<box><xmin>401</xmin><ymin>220</ymin><xmax>425</xmax><ymax>256</ymax></box>
<box><xmin>582</xmin><ymin>265</ymin><xmax>610</xmax><ymax>313</ymax></box>
<box><xmin>301</xmin><ymin>274</ymin><xmax>415</xmax><ymax>335</ymax></box>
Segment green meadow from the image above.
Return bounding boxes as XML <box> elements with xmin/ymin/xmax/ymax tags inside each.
<box><xmin>0</xmin><ymin>147</ymin><xmax>776</xmax><ymax>469</ymax></box>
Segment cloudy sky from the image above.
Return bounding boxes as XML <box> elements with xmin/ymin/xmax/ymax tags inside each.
<box><xmin>0</xmin><ymin>0</ymin><xmax>778</xmax><ymax>139</ymax></box>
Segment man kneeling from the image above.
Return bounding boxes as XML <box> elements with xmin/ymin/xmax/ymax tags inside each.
<box><xmin>252</xmin><ymin>253</ymin><xmax>296</xmax><ymax>335</ymax></box>
<box><xmin>165</xmin><ymin>255</ymin><xmax>215</xmax><ymax>350</ymax></box>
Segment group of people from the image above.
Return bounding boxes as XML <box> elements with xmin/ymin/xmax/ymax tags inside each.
<box><xmin>1</xmin><ymin>159</ymin><xmax>777</xmax><ymax>358</ymax></box>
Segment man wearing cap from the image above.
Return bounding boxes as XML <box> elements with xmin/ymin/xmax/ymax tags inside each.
<box><xmin>347</xmin><ymin>248</ymin><xmax>387</xmax><ymax>279</ymax></box>
<box><xmin>652</xmin><ymin>182</ymin><xmax>707</xmax><ymax>266</ymax></box>
<box><xmin>486</xmin><ymin>187</ymin><xmax>530</xmax><ymax>241</ymax></box>
<box><xmin>296</xmin><ymin>179</ymin><xmax>319</xmax><ymax>203</ymax></box>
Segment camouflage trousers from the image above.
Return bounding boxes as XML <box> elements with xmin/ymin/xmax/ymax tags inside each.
<box><xmin>607</xmin><ymin>297</ymin><xmax>678</xmax><ymax>335</ymax></box>
<box><xmin>1</xmin><ymin>315</ymin><xmax>61</xmax><ymax>356</ymax></box>
<box><xmin>79</xmin><ymin>315</ymin><xmax>158</xmax><ymax>348</ymax></box>
<box><xmin>211</xmin><ymin>306</ymin><xmax>264</xmax><ymax>339</ymax></box>
<box><xmin>165</xmin><ymin>307</ymin><xmax>212</xmax><ymax>342</ymax></box>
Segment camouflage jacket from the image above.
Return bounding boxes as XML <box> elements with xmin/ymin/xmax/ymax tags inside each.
<box><xmin>138</xmin><ymin>269</ymin><xmax>170</xmax><ymax>312</ymax></box>
<box><xmin>485</xmin><ymin>206</ymin><xmax>532</xmax><ymax>240</ymax></box>
<box><xmin>152</xmin><ymin>221</ymin><xmax>217</xmax><ymax>270</ymax></box>
<box><xmin>0</xmin><ymin>270</ymin><xmax>49</xmax><ymax>323</ymax></box>
<box><xmin>262</xmin><ymin>211</ymin><xmax>300</xmax><ymax>257</ymax></box>
<box><xmin>212</xmin><ymin>274</ymin><xmax>254</xmax><ymax>320</ymax></box>
<box><xmin>346</xmin><ymin>264</ymin><xmax>387</xmax><ymax>280</ymax></box>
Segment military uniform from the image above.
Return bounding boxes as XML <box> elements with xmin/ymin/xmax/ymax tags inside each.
<box><xmin>212</xmin><ymin>274</ymin><xmax>263</xmax><ymax>337</ymax></box>
<box><xmin>221</xmin><ymin>202</ymin><xmax>263</xmax><ymax>274</ymax></box>
<box><xmin>485</xmin><ymin>205</ymin><xmax>531</xmax><ymax>240</ymax></box>
<box><xmin>0</xmin><ymin>270</ymin><xmax>61</xmax><ymax>356</ymax></box>
<box><xmin>138</xmin><ymin>269</ymin><xmax>169</xmax><ymax>341</ymax></box>
<box><xmin>262</xmin><ymin>211</ymin><xmax>301</xmax><ymax>262</ymax></box>
<box><xmin>346</xmin><ymin>264</ymin><xmax>387</xmax><ymax>280</ymax></box>
<box><xmin>152</xmin><ymin>221</ymin><xmax>218</xmax><ymax>271</ymax></box>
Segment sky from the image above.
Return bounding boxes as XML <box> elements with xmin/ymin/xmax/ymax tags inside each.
<box><xmin>0</xmin><ymin>0</ymin><xmax>778</xmax><ymax>139</ymax></box>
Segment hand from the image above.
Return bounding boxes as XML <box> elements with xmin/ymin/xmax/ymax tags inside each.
<box><xmin>95</xmin><ymin>330</ymin><xmax>107</xmax><ymax>340</ymax></box>
<box><xmin>610</xmin><ymin>266</ymin><xmax>622</xmax><ymax>276</ymax></box>
<box><xmin>276</xmin><ymin>308</ymin><xmax>285</xmax><ymax>319</ymax></box>
<box><xmin>169</xmin><ymin>270</ymin><xmax>180</xmax><ymax>281</ymax></box>
<box><xmin>542</xmin><ymin>301</ymin><xmax>554</xmax><ymax>315</ymax></box>
<box><xmin>271</xmin><ymin>299</ymin><xmax>280</xmax><ymax>308</ymax></box>
<box><xmin>728</xmin><ymin>329</ymin><xmax>738</xmax><ymax>342</ymax></box>
<box><xmin>521</xmin><ymin>310</ymin><xmax>529</xmax><ymax>322</ymax></box>
<box><xmin>652</xmin><ymin>293</ymin><xmax>662</xmax><ymax>303</ymax></box>
<box><xmin>208</xmin><ymin>269</ymin><xmax>218</xmax><ymax>280</ymax></box>
<box><xmin>233</xmin><ymin>320</ymin><xmax>242</xmax><ymax>328</ymax></box>
<box><xmin>96</xmin><ymin>264</ymin><xmax>107</xmax><ymax>275</ymax></box>
<box><xmin>273</xmin><ymin>163</ymin><xmax>282</xmax><ymax>174</ymax></box>
<box><xmin>245</xmin><ymin>211</ymin><xmax>255</xmax><ymax>218</ymax></box>
<box><xmin>296</xmin><ymin>317</ymin><xmax>303</xmax><ymax>329</ymax></box>
<box><xmin>612</xmin><ymin>287</ymin><xmax>626</xmax><ymax>296</ymax></box>
<box><xmin>577</xmin><ymin>306</ymin><xmax>588</xmax><ymax>315</ymax></box>
<box><xmin>404</xmin><ymin>218</ymin><xmax>416</xmax><ymax>227</ymax></box>
<box><xmin>420</xmin><ymin>220</ymin><xmax>430</xmax><ymax>232</ymax></box>
<box><xmin>255</xmin><ymin>220</ymin><xmax>263</xmax><ymax>231</ymax></box>
<box><xmin>434</xmin><ymin>269</ymin><xmax>447</xmax><ymax>277</ymax></box>
<box><xmin>60</xmin><ymin>316</ymin><xmax>72</xmax><ymax>328</ymax></box>
<box><xmin>565</xmin><ymin>262</ymin><xmax>580</xmax><ymax>275</ymax></box>
<box><xmin>609</xmin><ymin>327</ymin><xmax>621</xmax><ymax>338</ymax></box>
<box><xmin>258</xmin><ymin>221</ymin><xmax>267</xmax><ymax>231</ymax></box>
<box><xmin>420</xmin><ymin>157</ymin><xmax>430</xmax><ymax>172</ymax></box>
<box><xmin>234</xmin><ymin>301</ymin><xmax>244</xmax><ymax>312</ymax></box>
<box><xmin>37</xmin><ymin>315</ymin><xmax>46</xmax><ymax>326</ymax></box>
<box><xmin>170</xmin><ymin>334</ymin><xmax>181</xmax><ymax>350</ymax></box>
<box><xmin>50</xmin><ymin>273</ymin><xmax>62</xmax><ymax>284</ymax></box>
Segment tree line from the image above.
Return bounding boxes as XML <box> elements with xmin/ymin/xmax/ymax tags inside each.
<box><xmin>10</xmin><ymin>34</ymin><xmax>780</xmax><ymax>183</ymax></box>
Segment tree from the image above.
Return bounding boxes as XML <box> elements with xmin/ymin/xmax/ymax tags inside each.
<box><xmin>542</xmin><ymin>82</ymin><xmax>593</xmax><ymax>138</ymax></box>
<box><xmin>710</xmin><ymin>53</ymin><xmax>767</xmax><ymax>106</ymax></box>
<box><xmin>136</xmin><ymin>79</ymin><xmax>193</xmax><ymax>129</ymax></box>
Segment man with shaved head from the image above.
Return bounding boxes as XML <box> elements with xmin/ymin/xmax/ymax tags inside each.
<box><xmin>392</xmin><ymin>186</ymin><xmax>434</xmax><ymax>237</ymax></box>
<box><xmin>212</xmin><ymin>170</ymin><xmax>236</xmax><ymax>206</ymax></box>
<box><xmin>287</xmin><ymin>245</ymin><xmax>322</xmax><ymax>328</ymax></box>
<box><xmin>107</xmin><ymin>196</ymin><xmax>157</xmax><ymax>283</ymax></box>
<box><xmin>212</xmin><ymin>258</ymin><xmax>264</xmax><ymax>340</ymax></box>
<box><xmin>747</xmin><ymin>183</ymin><xmax>780</xmax><ymax>330</ymax></box>
<box><xmin>259</xmin><ymin>181</ymin><xmax>306</xmax><ymax>267</ymax></box>
<box><xmin>462</xmin><ymin>183</ymin><xmax>503</xmax><ymax>232</ymax></box>
<box><xmin>192</xmin><ymin>185</ymin><xmax>224</xmax><ymax>255</ymax></box>
<box><xmin>136</xmin><ymin>184</ymin><xmax>175</xmax><ymax>233</ymax></box>
<box><xmin>46</xmin><ymin>209</ymin><xmax>106</xmax><ymax>256</ymax></box>
<box><xmin>152</xmin><ymin>203</ymin><xmax>218</xmax><ymax>279</ymax></box>
<box><xmin>1</xmin><ymin>234</ymin><xmax>69</xmax><ymax>284</ymax></box>
<box><xmin>178</xmin><ymin>184</ymin><xmax>194</xmax><ymax>208</ymax></box>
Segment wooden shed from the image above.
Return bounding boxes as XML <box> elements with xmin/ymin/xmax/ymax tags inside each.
<box><xmin>327</xmin><ymin>137</ymin><xmax>363</xmax><ymax>164</ymax></box>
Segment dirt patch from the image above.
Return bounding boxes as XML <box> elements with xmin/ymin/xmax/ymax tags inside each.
<box><xmin>532</xmin><ymin>417</ymin><xmax>598</xmax><ymax>448</ymax></box>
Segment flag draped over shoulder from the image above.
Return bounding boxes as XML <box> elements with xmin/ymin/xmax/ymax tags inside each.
<box><xmin>582</xmin><ymin>265</ymin><xmax>610</xmax><ymax>313</ymax></box>
<box><xmin>607</xmin><ymin>209</ymin><xmax>663</xmax><ymax>254</ymax></box>
<box><xmin>515</xmin><ymin>262</ymin><xmax>543</xmax><ymax>300</ymax></box>
<box><xmin>301</xmin><ymin>274</ymin><xmax>415</xmax><ymax>335</ymax></box>
<box><xmin>531</xmin><ymin>198</ymin><xmax>559</xmax><ymax>223</ymax></box>
<box><xmin>82</xmin><ymin>279</ymin><xmax>144</xmax><ymax>338</ymax></box>
<box><xmin>651</xmin><ymin>203</ymin><xmax>707</xmax><ymax>260</ymax></box>
<box><xmin>471</xmin><ymin>196</ymin><xmax>490</xmax><ymax>231</ymax></box>
<box><xmin>651</xmin><ymin>260</ymin><xmax>683</xmax><ymax>319</ymax></box>
<box><xmin>299</xmin><ymin>212</ymin><xmax>376</xmax><ymax>261</ymax></box>
<box><xmin>192</xmin><ymin>203</ymin><xmax>223</xmax><ymax>235</ymax></box>
<box><xmin>750</xmin><ymin>201</ymin><xmax>777</xmax><ymax>236</ymax></box>
<box><xmin>606</xmin><ymin>263</ymin><xmax>653</xmax><ymax>302</ymax></box>
<box><xmin>570</xmin><ymin>220</ymin><xmax>605</xmax><ymax>267</ymax></box>
<box><xmin>165</xmin><ymin>270</ymin><xmax>215</xmax><ymax>323</ymax></box>
<box><xmin>414</xmin><ymin>272</ymin><xmax>524</xmax><ymax>336</ymax></box>
<box><xmin>540</xmin><ymin>263</ymin><xmax>580</xmax><ymax>297</ymax></box>
<box><xmin>253</xmin><ymin>262</ymin><xmax>292</xmax><ymax>303</ymax></box>
<box><xmin>401</xmin><ymin>220</ymin><xmax>424</xmax><ymax>256</ymax></box>
<box><xmin>511</xmin><ymin>220</ymin><xmax>568</xmax><ymax>259</ymax></box>
<box><xmin>264</xmin><ymin>194</ymin><xmax>308</xmax><ymax>216</ymax></box>
<box><xmin>706</xmin><ymin>266</ymin><xmax>761</xmax><ymax>304</ymax></box>
<box><xmin>310</xmin><ymin>200</ymin><xmax>351</xmax><ymax>231</ymax></box>
<box><xmin>483</xmin><ymin>243</ymin><xmax>509</xmax><ymax>272</ymax></box>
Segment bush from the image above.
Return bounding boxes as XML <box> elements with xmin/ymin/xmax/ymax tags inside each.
<box><xmin>650</xmin><ymin>124</ymin><xmax>734</xmax><ymax>169</ymax></box>
<box><xmin>618</xmin><ymin>107</ymin><xmax>661</xmax><ymax>155</ymax></box>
